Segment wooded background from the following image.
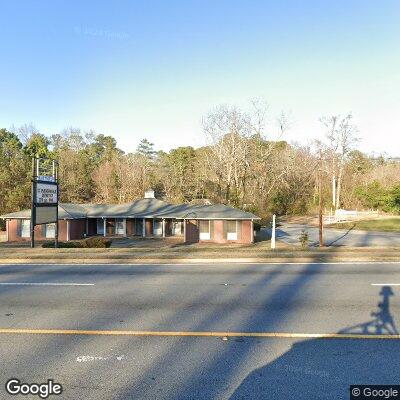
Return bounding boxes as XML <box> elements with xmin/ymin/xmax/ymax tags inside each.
<box><xmin>1</xmin><ymin>102</ymin><xmax>399</xmax><ymax>229</ymax></box>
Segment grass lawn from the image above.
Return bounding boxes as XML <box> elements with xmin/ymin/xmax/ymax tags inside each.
<box><xmin>330</xmin><ymin>217</ymin><xmax>400</xmax><ymax>232</ymax></box>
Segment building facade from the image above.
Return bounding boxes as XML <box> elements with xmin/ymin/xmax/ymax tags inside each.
<box><xmin>1</xmin><ymin>194</ymin><xmax>260</xmax><ymax>244</ymax></box>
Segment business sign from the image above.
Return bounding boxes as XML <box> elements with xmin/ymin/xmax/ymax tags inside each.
<box><xmin>35</xmin><ymin>206</ymin><xmax>58</xmax><ymax>225</ymax></box>
<box><xmin>35</xmin><ymin>183</ymin><xmax>58</xmax><ymax>204</ymax></box>
<box><xmin>30</xmin><ymin>157</ymin><xmax>60</xmax><ymax>248</ymax></box>
<box><xmin>38</xmin><ymin>175</ymin><xmax>55</xmax><ymax>182</ymax></box>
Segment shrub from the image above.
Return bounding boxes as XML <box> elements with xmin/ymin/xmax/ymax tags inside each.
<box><xmin>81</xmin><ymin>237</ymin><xmax>112</xmax><ymax>248</ymax></box>
<box><xmin>253</xmin><ymin>222</ymin><xmax>262</xmax><ymax>231</ymax></box>
<box><xmin>42</xmin><ymin>241</ymin><xmax>79</xmax><ymax>248</ymax></box>
<box><xmin>299</xmin><ymin>230</ymin><xmax>309</xmax><ymax>248</ymax></box>
<box><xmin>42</xmin><ymin>237</ymin><xmax>112</xmax><ymax>248</ymax></box>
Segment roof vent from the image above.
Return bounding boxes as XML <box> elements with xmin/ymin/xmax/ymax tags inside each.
<box><xmin>144</xmin><ymin>189</ymin><xmax>155</xmax><ymax>199</ymax></box>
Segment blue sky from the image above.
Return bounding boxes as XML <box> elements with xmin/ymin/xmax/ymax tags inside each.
<box><xmin>1</xmin><ymin>0</ymin><xmax>399</xmax><ymax>155</ymax></box>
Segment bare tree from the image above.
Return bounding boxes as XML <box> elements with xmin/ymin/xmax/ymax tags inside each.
<box><xmin>321</xmin><ymin>114</ymin><xmax>359</xmax><ymax>209</ymax></box>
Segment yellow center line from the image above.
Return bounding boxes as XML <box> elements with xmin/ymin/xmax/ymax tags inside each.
<box><xmin>0</xmin><ymin>328</ymin><xmax>398</xmax><ymax>339</ymax></box>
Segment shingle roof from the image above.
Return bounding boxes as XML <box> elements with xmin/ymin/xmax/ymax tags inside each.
<box><xmin>0</xmin><ymin>199</ymin><xmax>260</xmax><ymax>220</ymax></box>
<box><xmin>81</xmin><ymin>198</ymin><xmax>176</xmax><ymax>218</ymax></box>
<box><xmin>0</xmin><ymin>203</ymin><xmax>87</xmax><ymax>220</ymax></box>
<box><xmin>155</xmin><ymin>204</ymin><xmax>260</xmax><ymax>219</ymax></box>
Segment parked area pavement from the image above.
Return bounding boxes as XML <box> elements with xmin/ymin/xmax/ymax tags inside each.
<box><xmin>276</xmin><ymin>222</ymin><xmax>400</xmax><ymax>247</ymax></box>
<box><xmin>0</xmin><ymin>262</ymin><xmax>399</xmax><ymax>399</ymax></box>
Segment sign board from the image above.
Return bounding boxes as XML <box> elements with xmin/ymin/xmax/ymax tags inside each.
<box><xmin>31</xmin><ymin>157</ymin><xmax>59</xmax><ymax>248</ymax></box>
<box><xmin>35</xmin><ymin>183</ymin><xmax>58</xmax><ymax>204</ymax></box>
<box><xmin>35</xmin><ymin>206</ymin><xmax>58</xmax><ymax>225</ymax></box>
<box><xmin>38</xmin><ymin>175</ymin><xmax>55</xmax><ymax>182</ymax></box>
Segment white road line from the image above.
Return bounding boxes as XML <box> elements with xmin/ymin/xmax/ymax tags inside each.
<box><xmin>371</xmin><ymin>283</ymin><xmax>400</xmax><ymax>286</ymax></box>
<box><xmin>0</xmin><ymin>282</ymin><xmax>94</xmax><ymax>286</ymax></box>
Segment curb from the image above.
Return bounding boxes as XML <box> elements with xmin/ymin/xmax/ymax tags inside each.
<box><xmin>0</xmin><ymin>258</ymin><xmax>399</xmax><ymax>265</ymax></box>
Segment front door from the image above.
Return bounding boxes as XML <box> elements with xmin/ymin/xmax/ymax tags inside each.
<box><xmin>135</xmin><ymin>219</ymin><xmax>143</xmax><ymax>236</ymax></box>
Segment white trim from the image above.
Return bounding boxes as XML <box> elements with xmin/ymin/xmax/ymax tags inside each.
<box><xmin>103</xmin><ymin>218</ymin><xmax>106</xmax><ymax>237</ymax></box>
<box><xmin>67</xmin><ymin>220</ymin><xmax>70</xmax><ymax>241</ymax></box>
<box><xmin>226</xmin><ymin>220</ymin><xmax>238</xmax><ymax>241</ymax></box>
<box><xmin>6</xmin><ymin>220</ymin><xmax>9</xmax><ymax>242</ymax></box>
<box><xmin>20</xmin><ymin>219</ymin><xmax>31</xmax><ymax>238</ymax></box>
<box><xmin>142</xmin><ymin>218</ymin><xmax>146</xmax><ymax>237</ymax></box>
<box><xmin>162</xmin><ymin>218</ymin><xmax>165</xmax><ymax>238</ymax></box>
<box><xmin>0</xmin><ymin>215</ymin><xmax>261</xmax><ymax>221</ymax></box>
<box><xmin>199</xmin><ymin>220</ymin><xmax>211</xmax><ymax>240</ymax></box>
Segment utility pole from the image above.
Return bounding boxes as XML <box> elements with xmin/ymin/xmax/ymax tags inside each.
<box><xmin>319</xmin><ymin>151</ymin><xmax>324</xmax><ymax>247</ymax></box>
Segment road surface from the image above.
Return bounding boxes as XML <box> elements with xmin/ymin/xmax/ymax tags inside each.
<box><xmin>275</xmin><ymin>222</ymin><xmax>400</xmax><ymax>247</ymax></box>
<box><xmin>0</xmin><ymin>262</ymin><xmax>399</xmax><ymax>399</ymax></box>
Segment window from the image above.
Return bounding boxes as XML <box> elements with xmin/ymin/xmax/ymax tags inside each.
<box><xmin>20</xmin><ymin>220</ymin><xmax>30</xmax><ymax>238</ymax></box>
<box><xmin>172</xmin><ymin>221</ymin><xmax>182</xmax><ymax>236</ymax></box>
<box><xmin>199</xmin><ymin>220</ymin><xmax>211</xmax><ymax>240</ymax></box>
<box><xmin>45</xmin><ymin>223</ymin><xmax>56</xmax><ymax>239</ymax></box>
<box><xmin>226</xmin><ymin>220</ymin><xmax>237</xmax><ymax>240</ymax></box>
<box><xmin>97</xmin><ymin>218</ymin><xmax>104</xmax><ymax>235</ymax></box>
<box><xmin>115</xmin><ymin>218</ymin><xmax>125</xmax><ymax>235</ymax></box>
<box><xmin>153</xmin><ymin>219</ymin><xmax>163</xmax><ymax>236</ymax></box>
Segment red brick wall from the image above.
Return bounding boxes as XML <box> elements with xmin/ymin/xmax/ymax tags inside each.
<box><xmin>198</xmin><ymin>220</ymin><xmax>253</xmax><ymax>244</ymax></box>
<box><xmin>145</xmin><ymin>219</ymin><xmax>153</xmax><ymax>236</ymax></box>
<box><xmin>69</xmin><ymin>219</ymin><xmax>86</xmax><ymax>240</ymax></box>
<box><xmin>240</xmin><ymin>220</ymin><xmax>253</xmax><ymax>244</ymax></box>
<box><xmin>7</xmin><ymin>219</ymin><xmax>68</xmax><ymax>242</ymax></box>
<box><xmin>185</xmin><ymin>220</ymin><xmax>199</xmax><ymax>243</ymax></box>
<box><xmin>126</xmin><ymin>218</ymin><xmax>135</xmax><ymax>235</ymax></box>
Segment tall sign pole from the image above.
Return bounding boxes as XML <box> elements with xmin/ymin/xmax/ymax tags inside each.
<box><xmin>30</xmin><ymin>158</ymin><xmax>37</xmax><ymax>248</ymax></box>
<box><xmin>53</xmin><ymin>160</ymin><xmax>59</xmax><ymax>249</ymax></box>
<box><xmin>31</xmin><ymin>157</ymin><xmax>59</xmax><ymax>249</ymax></box>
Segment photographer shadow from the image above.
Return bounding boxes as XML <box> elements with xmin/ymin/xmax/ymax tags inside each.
<box><xmin>229</xmin><ymin>286</ymin><xmax>400</xmax><ymax>400</ymax></box>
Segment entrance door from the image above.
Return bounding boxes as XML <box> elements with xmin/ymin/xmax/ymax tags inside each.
<box><xmin>97</xmin><ymin>219</ymin><xmax>104</xmax><ymax>235</ymax></box>
<box><xmin>135</xmin><ymin>219</ymin><xmax>143</xmax><ymax>236</ymax></box>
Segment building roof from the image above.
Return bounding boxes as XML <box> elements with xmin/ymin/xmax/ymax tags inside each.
<box><xmin>0</xmin><ymin>198</ymin><xmax>260</xmax><ymax>220</ymax></box>
<box><xmin>0</xmin><ymin>203</ymin><xmax>88</xmax><ymax>220</ymax></box>
<box><xmin>155</xmin><ymin>204</ymin><xmax>260</xmax><ymax>219</ymax></box>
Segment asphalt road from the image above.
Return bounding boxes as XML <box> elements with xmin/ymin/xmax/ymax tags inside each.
<box><xmin>0</xmin><ymin>262</ymin><xmax>399</xmax><ymax>399</ymax></box>
<box><xmin>276</xmin><ymin>222</ymin><xmax>400</xmax><ymax>247</ymax></box>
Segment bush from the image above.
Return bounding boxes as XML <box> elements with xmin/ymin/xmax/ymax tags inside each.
<box><xmin>355</xmin><ymin>182</ymin><xmax>400</xmax><ymax>214</ymax></box>
<box><xmin>42</xmin><ymin>237</ymin><xmax>112</xmax><ymax>248</ymax></box>
<box><xmin>42</xmin><ymin>241</ymin><xmax>80</xmax><ymax>248</ymax></box>
<box><xmin>253</xmin><ymin>222</ymin><xmax>262</xmax><ymax>231</ymax></box>
<box><xmin>81</xmin><ymin>237</ymin><xmax>112</xmax><ymax>248</ymax></box>
<box><xmin>299</xmin><ymin>230</ymin><xmax>309</xmax><ymax>248</ymax></box>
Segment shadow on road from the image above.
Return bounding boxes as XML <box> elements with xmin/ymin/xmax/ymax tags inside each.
<box><xmin>230</xmin><ymin>286</ymin><xmax>400</xmax><ymax>400</ymax></box>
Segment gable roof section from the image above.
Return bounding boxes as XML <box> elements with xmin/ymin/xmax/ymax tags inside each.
<box><xmin>0</xmin><ymin>199</ymin><xmax>260</xmax><ymax>220</ymax></box>
<box><xmin>81</xmin><ymin>198</ymin><xmax>175</xmax><ymax>218</ymax></box>
<box><xmin>155</xmin><ymin>204</ymin><xmax>260</xmax><ymax>220</ymax></box>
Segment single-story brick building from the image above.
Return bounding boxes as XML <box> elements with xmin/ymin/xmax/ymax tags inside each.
<box><xmin>0</xmin><ymin>192</ymin><xmax>260</xmax><ymax>244</ymax></box>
